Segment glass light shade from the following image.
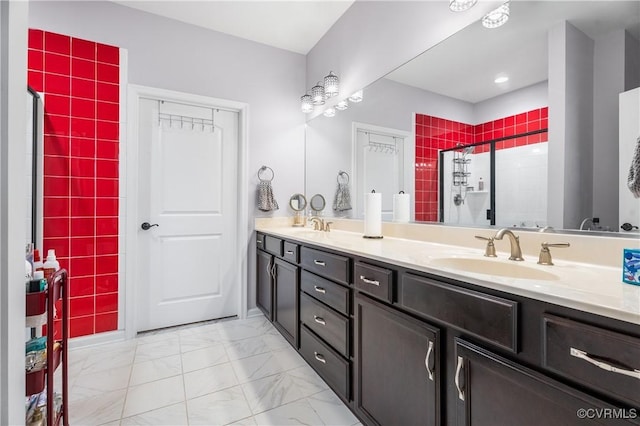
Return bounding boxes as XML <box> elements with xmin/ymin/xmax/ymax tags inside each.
<box><xmin>335</xmin><ymin>100</ymin><xmax>349</xmax><ymax>111</ymax></box>
<box><xmin>482</xmin><ymin>2</ymin><xmax>509</xmax><ymax>29</ymax></box>
<box><xmin>348</xmin><ymin>90</ymin><xmax>363</xmax><ymax>103</ymax></box>
<box><xmin>301</xmin><ymin>94</ymin><xmax>313</xmax><ymax>113</ymax></box>
<box><xmin>311</xmin><ymin>82</ymin><xmax>325</xmax><ymax>105</ymax></box>
<box><xmin>323</xmin><ymin>108</ymin><xmax>336</xmax><ymax>117</ymax></box>
<box><xmin>449</xmin><ymin>0</ymin><xmax>477</xmax><ymax>12</ymax></box>
<box><xmin>324</xmin><ymin>71</ymin><xmax>339</xmax><ymax>97</ymax></box>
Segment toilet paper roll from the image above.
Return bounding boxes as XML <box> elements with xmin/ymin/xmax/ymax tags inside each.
<box><xmin>364</xmin><ymin>192</ymin><xmax>382</xmax><ymax>237</ymax></box>
<box><xmin>393</xmin><ymin>193</ymin><xmax>410</xmax><ymax>223</ymax></box>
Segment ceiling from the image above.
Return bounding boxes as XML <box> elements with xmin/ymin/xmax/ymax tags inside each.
<box><xmin>386</xmin><ymin>1</ymin><xmax>640</xmax><ymax>104</ymax></box>
<box><xmin>113</xmin><ymin>0</ymin><xmax>355</xmax><ymax>54</ymax></box>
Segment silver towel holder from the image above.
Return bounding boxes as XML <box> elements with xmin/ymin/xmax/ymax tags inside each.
<box><xmin>258</xmin><ymin>165</ymin><xmax>274</xmax><ymax>182</ymax></box>
<box><xmin>337</xmin><ymin>170</ymin><xmax>349</xmax><ymax>184</ymax></box>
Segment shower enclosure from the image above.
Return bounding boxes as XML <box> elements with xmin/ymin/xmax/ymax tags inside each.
<box><xmin>439</xmin><ymin>130</ymin><xmax>548</xmax><ymax>228</ymax></box>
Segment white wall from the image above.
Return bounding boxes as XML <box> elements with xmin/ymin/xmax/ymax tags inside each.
<box><xmin>0</xmin><ymin>1</ymin><xmax>29</xmax><ymax>423</ymax></box>
<box><xmin>619</xmin><ymin>88</ymin><xmax>640</xmax><ymax>230</ymax></box>
<box><xmin>548</xmin><ymin>21</ymin><xmax>594</xmax><ymax>230</ymax></box>
<box><xmin>305</xmin><ymin>0</ymin><xmax>501</xmax><ymax>119</ymax></box>
<box><xmin>29</xmin><ymin>0</ymin><xmax>307</xmax><ymax>315</ymax></box>
<box><xmin>473</xmin><ymin>81</ymin><xmax>548</xmax><ymax>124</ymax></box>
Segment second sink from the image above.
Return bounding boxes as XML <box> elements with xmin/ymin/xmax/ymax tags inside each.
<box><xmin>429</xmin><ymin>257</ymin><xmax>560</xmax><ymax>281</ymax></box>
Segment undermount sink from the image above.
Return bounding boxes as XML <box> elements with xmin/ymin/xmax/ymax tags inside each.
<box><xmin>429</xmin><ymin>257</ymin><xmax>560</xmax><ymax>281</ymax></box>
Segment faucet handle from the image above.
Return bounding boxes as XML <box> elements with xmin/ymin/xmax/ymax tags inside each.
<box><xmin>475</xmin><ymin>235</ymin><xmax>497</xmax><ymax>257</ymax></box>
<box><xmin>325</xmin><ymin>221</ymin><xmax>333</xmax><ymax>232</ymax></box>
<box><xmin>538</xmin><ymin>242</ymin><xmax>570</xmax><ymax>265</ymax></box>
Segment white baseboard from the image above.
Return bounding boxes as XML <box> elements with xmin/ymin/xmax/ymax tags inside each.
<box><xmin>67</xmin><ymin>330</ymin><xmax>127</xmax><ymax>350</ymax></box>
<box><xmin>246</xmin><ymin>307</ymin><xmax>263</xmax><ymax>318</ymax></box>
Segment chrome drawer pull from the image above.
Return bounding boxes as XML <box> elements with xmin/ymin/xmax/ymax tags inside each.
<box><xmin>360</xmin><ymin>275</ymin><xmax>380</xmax><ymax>286</ymax></box>
<box><xmin>314</xmin><ymin>286</ymin><xmax>326</xmax><ymax>294</ymax></box>
<box><xmin>425</xmin><ymin>340</ymin><xmax>434</xmax><ymax>381</ymax></box>
<box><xmin>286</xmin><ymin>250</ymin><xmax>294</xmax><ymax>254</ymax></box>
<box><xmin>455</xmin><ymin>356</ymin><xmax>465</xmax><ymax>401</ymax></box>
<box><xmin>314</xmin><ymin>352</ymin><xmax>326</xmax><ymax>364</ymax></box>
<box><xmin>256</xmin><ymin>240</ymin><xmax>263</xmax><ymax>244</ymax></box>
<box><xmin>570</xmin><ymin>348</ymin><xmax>640</xmax><ymax>380</ymax></box>
<box><xmin>313</xmin><ymin>260</ymin><xmax>326</xmax><ymax>266</ymax></box>
<box><xmin>313</xmin><ymin>316</ymin><xmax>326</xmax><ymax>325</ymax></box>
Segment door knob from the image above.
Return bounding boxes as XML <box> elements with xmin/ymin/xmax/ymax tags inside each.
<box><xmin>141</xmin><ymin>222</ymin><xmax>159</xmax><ymax>230</ymax></box>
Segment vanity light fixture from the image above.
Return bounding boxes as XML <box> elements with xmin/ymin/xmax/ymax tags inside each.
<box><xmin>482</xmin><ymin>2</ymin><xmax>510</xmax><ymax>29</ymax></box>
<box><xmin>324</xmin><ymin>71</ymin><xmax>340</xmax><ymax>98</ymax></box>
<box><xmin>323</xmin><ymin>107</ymin><xmax>336</xmax><ymax>118</ymax></box>
<box><xmin>311</xmin><ymin>82</ymin><xmax>326</xmax><ymax>105</ymax></box>
<box><xmin>335</xmin><ymin>99</ymin><xmax>349</xmax><ymax>111</ymax></box>
<box><xmin>301</xmin><ymin>93</ymin><xmax>314</xmax><ymax>113</ymax></box>
<box><xmin>348</xmin><ymin>90</ymin><xmax>363</xmax><ymax>103</ymax></box>
<box><xmin>494</xmin><ymin>75</ymin><xmax>509</xmax><ymax>84</ymax></box>
<box><xmin>449</xmin><ymin>0</ymin><xmax>477</xmax><ymax>12</ymax></box>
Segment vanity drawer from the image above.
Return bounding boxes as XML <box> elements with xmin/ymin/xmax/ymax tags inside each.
<box><xmin>301</xmin><ymin>270</ymin><xmax>350</xmax><ymax>315</ymax></box>
<box><xmin>283</xmin><ymin>241</ymin><xmax>299</xmax><ymax>263</ymax></box>
<box><xmin>300</xmin><ymin>292</ymin><xmax>349</xmax><ymax>357</ymax></box>
<box><xmin>264</xmin><ymin>235</ymin><xmax>283</xmax><ymax>257</ymax></box>
<box><xmin>300</xmin><ymin>325</ymin><xmax>350</xmax><ymax>401</ymax></box>
<box><xmin>354</xmin><ymin>262</ymin><xmax>393</xmax><ymax>304</ymax></box>
<box><xmin>543</xmin><ymin>314</ymin><xmax>640</xmax><ymax>407</ymax></box>
<box><xmin>300</xmin><ymin>247</ymin><xmax>350</xmax><ymax>285</ymax></box>
<box><xmin>400</xmin><ymin>273</ymin><xmax>518</xmax><ymax>352</ymax></box>
<box><xmin>256</xmin><ymin>233</ymin><xmax>265</xmax><ymax>250</ymax></box>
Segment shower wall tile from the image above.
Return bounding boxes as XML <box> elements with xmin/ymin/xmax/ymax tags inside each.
<box><xmin>29</xmin><ymin>29</ymin><xmax>120</xmax><ymax>338</ymax></box>
<box><xmin>415</xmin><ymin>107</ymin><xmax>549</xmax><ymax>221</ymax></box>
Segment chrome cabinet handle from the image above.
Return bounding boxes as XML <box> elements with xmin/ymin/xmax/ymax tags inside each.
<box><xmin>314</xmin><ymin>352</ymin><xmax>326</xmax><ymax>364</ymax></box>
<box><xmin>455</xmin><ymin>356</ymin><xmax>465</xmax><ymax>401</ymax></box>
<box><xmin>314</xmin><ymin>286</ymin><xmax>326</xmax><ymax>294</ymax></box>
<box><xmin>425</xmin><ymin>340</ymin><xmax>434</xmax><ymax>381</ymax></box>
<box><xmin>257</xmin><ymin>239</ymin><xmax>263</xmax><ymax>244</ymax></box>
<box><xmin>266</xmin><ymin>259</ymin><xmax>272</xmax><ymax>276</ymax></box>
<box><xmin>570</xmin><ymin>348</ymin><xmax>640</xmax><ymax>380</ymax></box>
<box><xmin>313</xmin><ymin>315</ymin><xmax>326</xmax><ymax>325</ymax></box>
<box><xmin>313</xmin><ymin>260</ymin><xmax>326</xmax><ymax>266</ymax></box>
<box><xmin>286</xmin><ymin>250</ymin><xmax>294</xmax><ymax>254</ymax></box>
<box><xmin>360</xmin><ymin>275</ymin><xmax>380</xmax><ymax>286</ymax></box>
<box><xmin>270</xmin><ymin>263</ymin><xmax>276</xmax><ymax>280</ymax></box>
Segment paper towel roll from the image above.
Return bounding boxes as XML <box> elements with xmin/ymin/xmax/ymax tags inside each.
<box><xmin>393</xmin><ymin>192</ymin><xmax>410</xmax><ymax>223</ymax></box>
<box><xmin>364</xmin><ymin>191</ymin><xmax>382</xmax><ymax>237</ymax></box>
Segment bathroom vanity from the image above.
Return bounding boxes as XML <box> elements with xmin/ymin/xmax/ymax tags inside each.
<box><xmin>255</xmin><ymin>222</ymin><xmax>640</xmax><ymax>425</ymax></box>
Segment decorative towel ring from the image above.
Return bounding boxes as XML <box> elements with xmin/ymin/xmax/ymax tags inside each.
<box><xmin>337</xmin><ymin>171</ymin><xmax>350</xmax><ymax>184</ymax></box>
<box><xmin>258</xmin><ymin>166</ymin><xmax>275</xmax><ymax>182</ymax></box>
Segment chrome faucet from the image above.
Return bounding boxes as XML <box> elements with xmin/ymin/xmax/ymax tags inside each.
<box><xmin>493</xmin><ymin>228</ymin><xmax>524</xmax><ymax>261</ymax></box>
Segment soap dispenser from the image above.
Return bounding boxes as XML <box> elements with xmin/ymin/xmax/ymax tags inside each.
<box><xmin>478</xmin><ymin>177</ymin><xmax>484</xmax><ymax>191</ymax></box>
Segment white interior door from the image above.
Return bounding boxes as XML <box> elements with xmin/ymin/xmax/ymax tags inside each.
<box><xmin>136</xmin><ymin>98</ymin><xmax>238</xmax><ymax>332</ymax></box>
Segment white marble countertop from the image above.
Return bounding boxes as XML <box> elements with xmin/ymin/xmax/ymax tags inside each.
<box><xmin>256</xmin><ymin>225</ymin><xmax>640</xmax><ymax>326</ymax></box>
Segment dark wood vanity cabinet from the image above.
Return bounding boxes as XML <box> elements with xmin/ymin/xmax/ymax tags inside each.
<box><xmin>255</xmin><ymin>231</ymin><xmax>640</xmax><ymax>426</ymax></box>
<box><xmin>355</xmin><ymin>294</ymin><xmax>440</xmax><ymax>426</ymax></box>
<box><xmin>454</xmin><ymin>339</ymin><xmax>638</xmax><ymax>426</ymax></box>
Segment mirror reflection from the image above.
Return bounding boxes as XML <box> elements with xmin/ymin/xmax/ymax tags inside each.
<box><xmin>305</xmin><ymin>1</ymin><xmax>640</xmax><ymax>233</ymax></box>
<box><xmin>310</xmin><ymin>194</ymin><xmax>327</xmax><ymax>213</ymax></box>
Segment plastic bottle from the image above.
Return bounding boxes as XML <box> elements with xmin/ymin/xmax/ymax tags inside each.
<box><xmin>32</xmin><ymin>249</ymin><xmax>44</xmax><ymax>273</ymax></box>
<box><xmin>478</xmin><ymin>177</ymin><xmax>484</xmax><ymax>191</ymax></box>
<box><xmin>42</xmin><ymin>249</ymin><xmax>60</xmax><ymax>280</ymax></box>
<box><xmin>27</xmin><ymin>271</ymin><xmax>47</xmax><ymax>293</ymax></box>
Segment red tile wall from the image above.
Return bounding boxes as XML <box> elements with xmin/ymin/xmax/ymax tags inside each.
<box><xmin>415</xmin><ymin>107</ymin><xmax>548</xmax><ymax>221</ymax></box>
<box><xmin>28</xmin><ymin>29</ymin><xmax>120</xmax><ymax>338</ymax></box>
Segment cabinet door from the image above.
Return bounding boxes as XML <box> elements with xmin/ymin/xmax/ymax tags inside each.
<box><xmin>454</xmin><ymin>339</ymin><xmax>637</xmax><ymax>426</ymax></box>
<box><xmin>273</xmin><ymin>258</ymin><xmax>299</xmax><ymax>348</ymax></box>
<box><xmin>256</xmin><ymin>250</ymin><xmax>273</xmax><ymax>321</ymax></box>
<box><xmin>355</xmin><ymin>294</ymin><xmax>440</xmax><ymax>426</ymax></box>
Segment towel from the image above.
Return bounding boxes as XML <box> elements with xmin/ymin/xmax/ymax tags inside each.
<box><xmin>333</xmin><ymin>182</ymin><xmax>352</xmax><ymax>212</ymax></box>
<box><xmin>628</xmin><ymin>136</ymin><xmax>640</xmax><ymax>198</ymax></box>
<box><xmin>257</xmin><ymin>181</ymin><xmax>279</xmax><ymax>211</ymax></box>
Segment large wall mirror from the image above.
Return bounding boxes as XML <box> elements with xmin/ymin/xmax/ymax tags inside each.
<box><xmin>305</xmin><ymin>1</ymin><xmax>640</xmax><ymax>235</ymax></box>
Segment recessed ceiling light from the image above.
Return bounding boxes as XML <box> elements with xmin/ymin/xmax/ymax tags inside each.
<box><xmin>449</xmin><ymin>0</ymin><xmax>477</xmax><ymax>12</ymax></box>
<box><xmin>494</xmin><ymin>76</ymin><xmax>509</xmax><ymax>84</ymax></box>
<box><xmin>482</xmin><ymin>2</ymin><xmax>510</xmax><ymax>29</ymax></box>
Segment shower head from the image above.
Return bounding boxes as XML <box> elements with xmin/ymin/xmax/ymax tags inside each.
<box><xmin>463</xmin><ymin>146</ymin><xmax>475</xmax><ymax>155</ymax></box>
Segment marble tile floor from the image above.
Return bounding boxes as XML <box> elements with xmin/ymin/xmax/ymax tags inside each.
<box><xmin>62</xmin><ymin>316</ymin><xmax>362</xmax><ymax>426</ymax></box>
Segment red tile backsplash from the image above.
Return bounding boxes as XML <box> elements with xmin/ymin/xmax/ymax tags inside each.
<box><xmin>415</xmin><ymin>107</ymin><xmax>548</xmax><ymax>221</ymax></box>
<box><xmin>27</xmin><ymin>29</ymin><xmax>120</xmax><ymax>337</ymax></box>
